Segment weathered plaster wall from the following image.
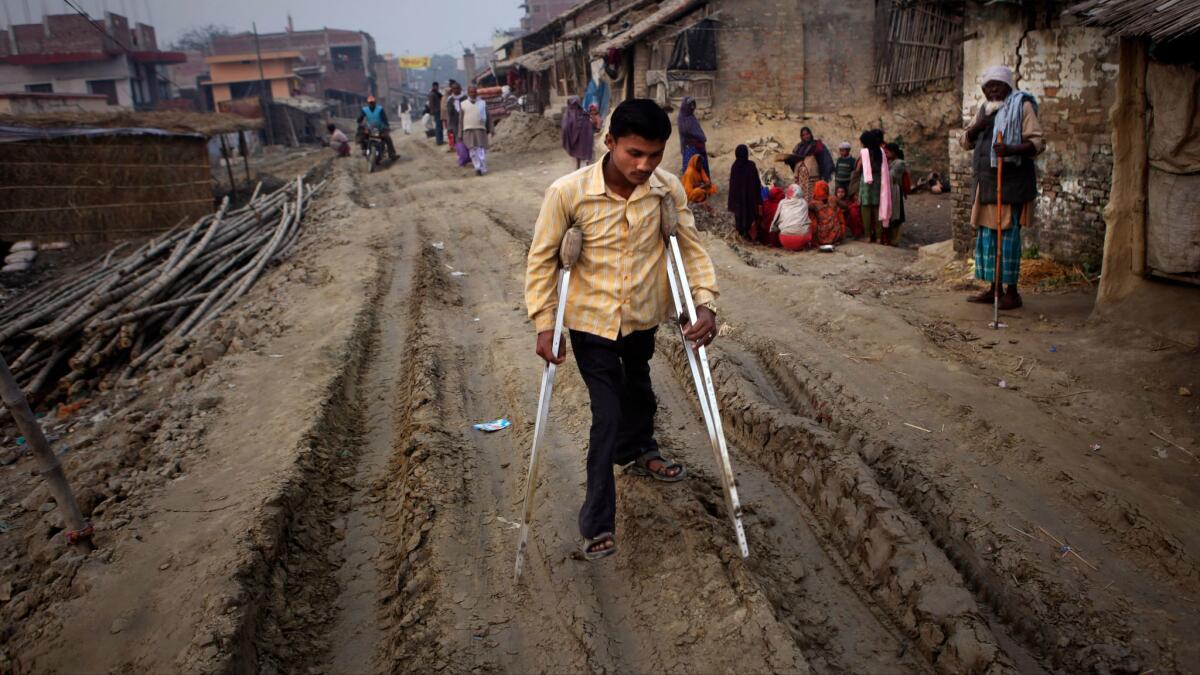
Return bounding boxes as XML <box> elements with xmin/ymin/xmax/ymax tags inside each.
<box><xmin>950</xmin><ymin>3</ymin><xmax>1118</xmax><ymax>268</ymax></box>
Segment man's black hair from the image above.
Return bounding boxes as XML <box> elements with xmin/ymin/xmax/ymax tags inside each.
<box><xmin>608</xmin><ymin>99</ymin><xmax>672</xmax><ymax>142</ymax></box>
<box><xmin>327</xmin><ymin>123</ymin><xmax>336</xmax><ymax>131</ymax></box>
<box><xmin>432</xmin><ymin>81</ymin><xmax>439</xmax><ymax>87</ymax></box>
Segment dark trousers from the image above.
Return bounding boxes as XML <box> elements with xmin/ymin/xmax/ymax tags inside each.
<box><xmin>570</xmin><ymin>327</ymin><xmax>660</xmax><ymax>539</ymax></box>
<box><xmin>434</xmin><ymin>117</ymin><xmax>444</xmax><ymax>145</ymax></box>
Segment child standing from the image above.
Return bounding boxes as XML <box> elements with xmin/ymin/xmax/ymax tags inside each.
<box><xmin>885</xmin><ymin>142</ymin><xmax>908</xmax><ymax>246</ymax></box>
<box><xmin>833</xmin><ymin>142</ymin><xmax>855</xmax><ymax>194</ymax></box>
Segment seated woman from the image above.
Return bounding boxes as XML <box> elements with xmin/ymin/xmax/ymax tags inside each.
<box><xmin>769</xmin><ymin>184</ymin><xmax>812</xmax><ymax>251</ymax></box>
<box><xmin>835</xmin><ymin>185</ymin><xmax>864</xmax><ymax>240</ymax></box>
<box><xmin>811</xmin><ymin>180</ymin><xmax>846</xmax><ymax>246</ymax></box>
<box><xmin>757</xmin><ymin>186</ymin><xmax>786</xmax><ymax>247</ymax></box>
<box><xmin>683</xmin><ymin>153</ymin><xmax>718</xmax><ymax>212</ymax></box>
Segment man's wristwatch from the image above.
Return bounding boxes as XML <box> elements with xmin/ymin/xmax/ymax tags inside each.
<box><xmin>699</xmin><ymin>301</ymin><xmax>717</xmax><ymax>315</ymax></box>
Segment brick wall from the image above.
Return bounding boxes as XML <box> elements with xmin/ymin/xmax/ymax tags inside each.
<box><xmin>714</xmin><ymin>0</ymin><xmax>806</xmax><ymax>111</ymax></box>
<box><xmin>44</xmin><ymin>14</ymin><xmax>106</xmax><ymax>53</ymax></box>
<box><xmin>713</xmin><ymin>0</ymin><xmax>878</xmax><ymax>112</ymax></box>
<box><xmin>952</xmin><ymin>3</ymin><xmax>1118</xmax><ymax>268</ymax></box>
<box><xmin>211</xmin><ymin>29</ymin><xmax>376</xmax><ymax>97</ymax></box>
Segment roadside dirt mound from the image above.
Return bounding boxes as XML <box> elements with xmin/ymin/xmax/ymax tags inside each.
<box><xmin>492</xmin><ymin>112</ymin><xmax>561</xmax><ymax>153</ymax></box>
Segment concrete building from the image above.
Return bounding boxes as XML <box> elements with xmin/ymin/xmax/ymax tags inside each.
<box><xmin>0</xmin><ymin>91</ymin><xmax>111</xmax><ymax>114</ymax></box>
<box><xmin>208</xmin><ymin>28</ymin><xmax>378</xmax><ymax>104</ymax></box>
<box><xmin>203</xmin><ymin>51</ymin><xmax>303</xmax><ymax>111</ymax></box>
<box><xmin>521</xmin><ymin>0</ymin><xmax>579</xmax><ymax>34</ymax></box>
<box><xmin>0</xmin><ymin>12</ymin><xmax>185</xmax><ymax>109</ymax></box>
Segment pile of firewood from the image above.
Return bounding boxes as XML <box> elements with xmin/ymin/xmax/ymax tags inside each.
<box><xmin>0</xmin><ymin>176</ymin><xmax>325</xmax><ymax>403</ymax></box>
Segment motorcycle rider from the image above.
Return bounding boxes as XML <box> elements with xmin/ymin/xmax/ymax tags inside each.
<box><xmin>357</xmin><ymin>95</ymin><xmax>397</xmax><ymax>161</ymax></box>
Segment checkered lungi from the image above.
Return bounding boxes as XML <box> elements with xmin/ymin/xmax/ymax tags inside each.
<box><xmin>974</xmin><ymin>221</ymin><xmax>1022</xmax><ymax>285</ymax></box>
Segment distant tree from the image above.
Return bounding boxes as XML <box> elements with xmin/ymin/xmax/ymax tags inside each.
<box><xmin>171</xmin><ymin>24</ymin><xmax>233</xmax><ymax>53</ymax></box>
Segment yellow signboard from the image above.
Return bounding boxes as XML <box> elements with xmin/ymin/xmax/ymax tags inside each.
<box><xmin>398</xmin><ymin>56</ymin><xmax>432</xmax><ymax>69</ymax></box>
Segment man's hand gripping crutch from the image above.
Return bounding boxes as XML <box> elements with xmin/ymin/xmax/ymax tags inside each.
<box><xmin>515</xmin><ymin>227</ymin><xmax>584</xmax><ymax>581</ymax></box>
<box><xmin>659</xmin><ymin>194</ymin><xmax>750</xmax><ymax>559</ymax></box>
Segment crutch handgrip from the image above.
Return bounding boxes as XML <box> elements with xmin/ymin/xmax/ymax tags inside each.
<box><xmin>559</xmin><ymin>227</ymin><xmax>583</xmax><ymax>271</ymax></box>
<box><xmin>659</xmin><ymin>193</ymin><xmax>679</xmax><ymax>240</ymax></box>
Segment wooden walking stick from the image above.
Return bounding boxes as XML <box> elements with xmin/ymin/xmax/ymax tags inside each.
<box><xmin>515</xmin><ymin>226</ymin><xmax>584</xmax><ymax>581</ymax></box>
<box><xmin>0</xmin><ymin>355</ymin><xmax>94</xmax><ymax>551</ymax></box>
<box><xmin>992</xmin><ymin>131</ymin><xmax>1006</xmax><ymax>330</ymax></box>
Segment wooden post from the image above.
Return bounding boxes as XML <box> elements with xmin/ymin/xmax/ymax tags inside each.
<box><xmin>219</xmin><ymin>133</ymin><xmax>239</xmax><ymax>201</ymax></box>
<box><xmin>0</xmin><ymin>356</ymin><xmax>94</xmax><ymax>551</ymax></box>
<box><xmin>238</xmin><ymin>130</ymin><xmax>252</xmax><ymax>185</ymax></box>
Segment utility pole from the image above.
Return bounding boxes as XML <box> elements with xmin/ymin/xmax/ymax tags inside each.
<box><xmin>252</xmin><ymin>22</ymin><xmax>276</xmax><ymax>146</ymax></box>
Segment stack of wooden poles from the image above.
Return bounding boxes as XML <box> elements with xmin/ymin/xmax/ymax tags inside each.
<box><xmin>0</xmin><ymin>176</ymin><xmax>326</xmax><ymax>404</ymax></box>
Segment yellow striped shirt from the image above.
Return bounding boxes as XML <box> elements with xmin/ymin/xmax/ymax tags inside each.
<box><xmin>526</xmin><ymin>155</ymin><xmax>719</xmax><ymax>340</ymax></box>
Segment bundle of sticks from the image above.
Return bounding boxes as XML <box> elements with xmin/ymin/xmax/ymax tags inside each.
<box><xmin>0</xmin><ymin>175</ymin><xmax>326</xmax><ymax>404</ymax></box>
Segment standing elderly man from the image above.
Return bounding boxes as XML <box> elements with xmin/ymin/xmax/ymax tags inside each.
<box><xmin>960</xmin><ymin>65</ymin><xmax>1044</xmax><ymax>310</ymax></box>
<box><xmin>459</xmin><ymin>86</ymin><xmax>489</xmax><ymax>176</ymax></box>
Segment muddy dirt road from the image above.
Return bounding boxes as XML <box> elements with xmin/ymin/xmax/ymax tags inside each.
<box><xmin>234</xmin><ymin>127</ymin><xmax>1190</xmax><ymax>672</ymax></box>
<box><xmin>8</xmin><ymin>133</ymin><xmax>1197</xmax><ymax>674</ymax></box>
<box><xmin>247</xmin><ymin>135</ymin><xmax>1196</xmax><ymax>674</ymax></box>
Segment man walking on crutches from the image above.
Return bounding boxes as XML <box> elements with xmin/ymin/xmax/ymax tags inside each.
<box><xmin>523</xmin><ymin>99</ymin><xmax>720</xmax><ymax>563</ymax></box>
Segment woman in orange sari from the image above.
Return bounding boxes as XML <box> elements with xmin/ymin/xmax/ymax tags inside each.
<box><xmin>682</xmin><ymin>153</ymin><xmax>718</xmax><ymax>212</ymax></box>
<box><xmin>810</xmin><ymin>180</ymin><xmax>846</xmax><ymax>246</ymax></box>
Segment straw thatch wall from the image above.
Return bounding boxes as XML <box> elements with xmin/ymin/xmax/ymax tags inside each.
<box><xmin>0</xmin><ymin>134</ymin><xmax>213</xmax><ymax>243</ymax></box>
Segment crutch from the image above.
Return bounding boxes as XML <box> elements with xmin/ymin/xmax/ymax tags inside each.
<box><xmin>659</xmin><ymin>195</ymin><xmax>750</xmax><ymax>559</ymax></box>
<box><xmin>991</xmin><ymin>131</ymin><xmax>1007</xmax><ymax>330</ymax></box>
<box><xmin>515</xmin><ymin>227</ymin><xmax>584</xmax><ymax>581</ymax></box>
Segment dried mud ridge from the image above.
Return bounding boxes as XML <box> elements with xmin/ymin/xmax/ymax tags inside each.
<box><xmin>671</xmin><ymin>326</ymin><xmax>1166</xmax><ymax>674</ymax></box>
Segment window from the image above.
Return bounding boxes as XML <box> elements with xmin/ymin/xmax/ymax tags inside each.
<box><xmin>24</xmin><ymin>83</ymin><xmax>53</xmax><ymax>93</ymax></box>
<box><xmin>87</xmin><ymin>79</ymin><xmax>119</xmax><ymax>105</ymax></box>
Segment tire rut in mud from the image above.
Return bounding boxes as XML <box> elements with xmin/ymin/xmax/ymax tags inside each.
<box><xmin>214</xmin><ymin>252</ymin><xmax>391</xmax><ymax>673</ymax></box>
<box><xmin>659</xmin><ymin>338</ymin><xmax>1017</xmax><ymax>674</ymax></box>
<box><xmin>685</xmin><ymin>326</ymin><xmax>1171</xmax><ymax>673</ymax></box>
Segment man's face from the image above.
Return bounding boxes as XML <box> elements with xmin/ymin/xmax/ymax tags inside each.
<box><xmin>605</xmin><ymin>134</ymin><xmax>666</xmax><ymax>185</ymax></box>
<box><xmin>801</xmin><ymin>129</ymin><xmax>813</xmax><ymax>143</ymax></box>
<box><xmin>453</xmin><ymin>84</ymin><xmax>462</xmax><ymax>95</ymax></box>
<box><xmin>983</xmin><ymin>80</ymin><xmax>1012</xmax><ymax>102</ymax></box>
<box><xmin>468</xmin><ymin>87</ymin><xmax>478</xmax><ymax>101</ymax></box>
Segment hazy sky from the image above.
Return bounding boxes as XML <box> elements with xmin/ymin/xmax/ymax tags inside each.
<box><xmin>3</xmin><ymin>0</ymin><xmax>524</xmax><ymax>55</ymax></box>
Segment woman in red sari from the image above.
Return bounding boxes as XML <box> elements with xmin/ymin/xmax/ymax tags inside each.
<box><xmin>756</xmin><ymin>186</ymin><xmax>785</xmax><ymax>247</ymax></box>
<box><xmin>811</xmin><ymin>180</ymin><xmax>846</xmax><ymax>246</ymax></box>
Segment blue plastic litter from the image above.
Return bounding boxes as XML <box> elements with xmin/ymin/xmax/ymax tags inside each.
<box><xmin>473</xmin><ymin>418</ymin><xmax>512</xmax><ymax>433</ymax></box>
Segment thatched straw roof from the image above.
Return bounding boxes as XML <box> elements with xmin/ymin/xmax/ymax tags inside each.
<box><xmin>1069</xmin><ymin>0</ymin><xmax>1200</xmax><ymax>42</ymax></box>
<box><xmin>0</xmin><ymin>111</ymin><xmax>262</xmax><ymax>137</ymax></box>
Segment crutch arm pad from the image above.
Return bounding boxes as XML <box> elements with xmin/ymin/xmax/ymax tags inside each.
<box><xmin>559</xmin><ymin>227</ymin><xmax>583</xmax><ymax>270</ymax></box>
<box><xmin>659</xmin><ymin>193</ymin><xmax>679</xmax><ymax>240</ymax></box>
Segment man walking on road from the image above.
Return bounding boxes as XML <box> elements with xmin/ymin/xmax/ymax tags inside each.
<box><xmin>460</xmin><ymin>86</ymin><xmax>489</xmax><ymax>176</ymax></box>
<box><xmin>525</xmin><ymin>99</ymin><xmax>720</xmax><ymax>560</ymax></box>
<box><xmin>428</xmin><ymin>82</ymin><xmax>444</xmax><ymax>145</ymax></box>
<box><xmin>960</xmin><ymin>65</ymin><xmax>1044</xmax><ymax>309</ymax></box>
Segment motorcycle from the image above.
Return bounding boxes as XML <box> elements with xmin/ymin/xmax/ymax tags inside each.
<box><xmin>365</xmin><ymin>127</ymin><xmax>384</xmax><ymax>173</ymax></box>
